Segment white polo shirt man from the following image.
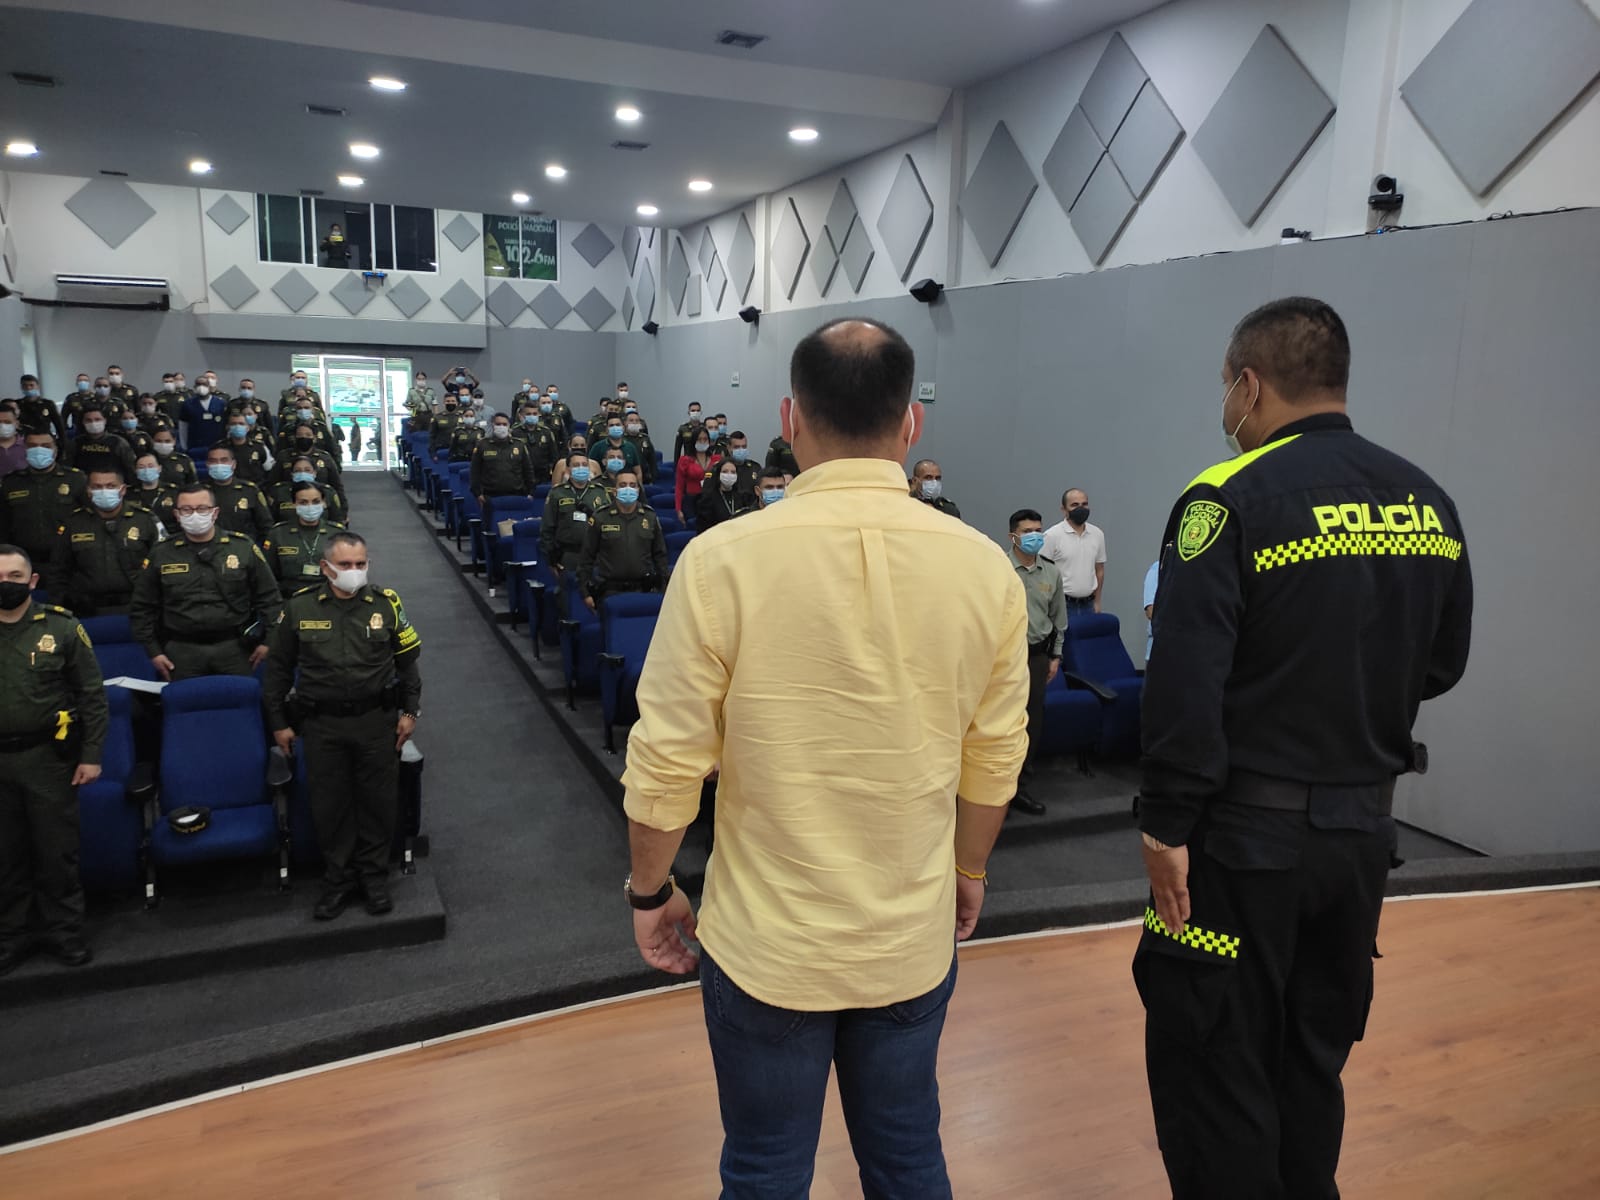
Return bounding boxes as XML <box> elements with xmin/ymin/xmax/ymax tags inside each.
<box><xmin>1041</xmin><ymin>488</ymin><xmax>1105</xmax><ymax>618</ymax></box>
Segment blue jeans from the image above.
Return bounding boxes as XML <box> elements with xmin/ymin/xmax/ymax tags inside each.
<box><xmin>700</xmin><ymin>951</ymin><xmax>958</xmax><ymax>1200</ymax></box>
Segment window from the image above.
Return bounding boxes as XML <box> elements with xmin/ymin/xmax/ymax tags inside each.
<box><xmin>483</xmin><ymin>214</ymin><xmax>558</xmax><ymax>280</ymax></box>
<box><xmin>255</xmin><ymin>195</ymin><xmax>436</xmax><ymax>272</ymax></box>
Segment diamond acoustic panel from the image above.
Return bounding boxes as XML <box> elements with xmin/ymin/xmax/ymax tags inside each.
<box><xmin>1192</xmin><ymin>25</ymin><xmax>1335</xmax><ymax>227</ymax></box>
<box><xmin>270</xmin><ymin>268</ymin><xmax>316</xmax><ymax>314</ymax></box>
<box><xmin>622</xmin><ymin>225</ymin><xmax>642</xmax><ymax>274</ymax></box>
<box><xmin>65</xmin><ymin>177</ymin><xmax>156</xmax><ymax>250</ymax></box>
<box><xmin>686</xmin><ymin>274</ymin><xmax>702</xmax><ymax>318</ymax></box>
<box><xmin>385</xmin><ymin>275</ymin><xmax>430</xmax><ymax>319</ymax></box>
<box><xmin>697</xmin><ymin>228</ymin><xmax>716</xmax><ymax>277</ymax></box>
<box><xmin>1401</xmin><ymin>0</ymin><xmax>1600</xmax><ymax>195</ymax></box>
<box><xmin>876</xmin><ymin>154</ymin><xmax>934</xmax><ymax>283</ymax></box>
<box><xmin>1043</xmin><ymin>106</ymin><xmax>1107</xmax><ymax>215</ymax></box>
<box><xmin>205</xmin><ymin>193</ymin><xmax>250</xmax><ymax>236</ymax></box>
<box><xmin>1078</xmin><ymin>32</ymin><xmax>1149</xmax><ymax>144</ymax></box>
<box><xmin>667</xmin><ymin>236</ymin><xmax>691</xmax><ymax>314</ymax></box>
<box><xmin>1069</xmin><ymin>156</ymin><xmax>1138</xmax><ymax>265</ymax></box>
<box><xmin>771</xmin><ymin>197</ymin><xmax>811</xmax><ymax>301</ymax></box>
<box><xmin>810</xmin><ymin>227</ymin><xmax>840</xmax><ymax>295</ymax></box>
<box><xmin>330</xmin><ymin>271</ymin><xmax>375</xmax><ymax>316</ymax></box>
<box><xmin>528</xmin><ymin>285</ymin><xmax>572</xmax><ymax>329</ymax></box>
<box><xmin>441</xmin><ymin>213</ymin><xmax>479</xmax><ymax>252</ymax></box>
<box><xmin>838</xmin><ymin>219</ymin><xmax>875</xmax><ymax>294</ymax></box>
<box><xmin>1107</xmin><ymin>80</ymin><xmax>1184</xmax><ymax>200</ymax></box>
<box><xmin>621</xmin><ymin>287</ymin><xmax>635</xmax><ymax>331</ymax></box>
<box><xmin>824</xmin><ymin>179</ymin><xmax>859</xmax><ymax>253</ymax></box>
<box><xmin>706</xmin><ymin>253</ymin><xmax>727</xmax><ymax>312</ymax></box>
<box><xmin>211</xmin><ymin>266</ymin><xmax>260</xmax><ymax>311</ymax></box>
<box><xmin>440</xmin><ymin>279</ymin><xmax>482</xmax><ymax>321</ymax></box>
<box><xmin>636</xmin><ymin>259</ymin><xmax>657</xmax><ymax>323</ymax></box>
<box><xmin>960</xmin><ymin>121</ymin><xmax>1037</xmax><ymax>268</ymax></box>
<box><xmin>486</xmin><ymin>281</ymin><xmax>527</xmax><ymax>327</ymax></box>
<box><xmin>570</xmin><ymin>222</ymin><xmax>616</xmax><ymax>269</ymax></box>
<box><xmin>573</xmin><ymin>287</ymin><xmax>616</xmax><ymax>331</ymax></box>
<box><xmin>729</xmin><ymin>213</ymin><xmax>757</xmax><ymax>304</ymax></box>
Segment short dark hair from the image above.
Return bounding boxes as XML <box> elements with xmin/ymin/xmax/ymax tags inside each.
<box><xmin>567</xmin><ymin>451</ymin><xmax>589</xmax><ymax>467</ymax></box>
<box><xmin>1225</xmin><ymin>296</ymin><xmax>1350</xmax><ymax>402</ymax></box>
<box><xmin>1009</xmin><ymin>508</ymin><xmax>1043</xmax><ymax>532</ymax></box>
<box><xmin>176</xmin><ymin>483</ymin><xmax>215</xmax><ymax>507</ymax></box>
<box><xmin>0</xmin><ymin>543</ymin><xmax>34</xmax><ymax>574</ymax></box>
<box><xmin>207</xmin><ymin>445</ymin><xmax>235</xmax><ymax>461</ymax></box>
<box><xmin>790</xmin><ymin>317</ymin><xmax>915</xmax><ymax>441</ymax></box>
<box><xmin>291</xmin><ymin>480</ymin><xmax>324</xmax><ymax>500</ymax></box>
<box><xmin>326</xmin><ymin>531</ymin><xmax>366</xmax><ymax>555</ymax></box>
<box><xmin>728</xmin><ymin>430</ymin><xmax>747</xmax><ymax>442</ymax></box>
<box><xmin>615</xmin><ymin>466</ymin><xmax>641</xmax><ymax>485</ymax></box>
<box><xmin>759</xmin><ymin>466</ymin><xmax>787</xmax><ymax>484</ymax></box>
<box><xmin>86</xmin><ymin>466</ymin><xmax>126</xmax><ymax>485</ymax></box>
<box><xmin>80</xmin><ymin>401</ymin><xmax>106</xmax><ymax>418</ymax></box>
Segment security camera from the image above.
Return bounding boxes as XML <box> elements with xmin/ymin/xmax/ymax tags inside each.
<box><xmin>1369</xmin><ymin>174</ymin><xmax>1403</xmax><ymax>212</ymax></box>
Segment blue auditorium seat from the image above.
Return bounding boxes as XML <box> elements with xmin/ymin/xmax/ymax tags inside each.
<box><xmin>1062</xmin><ymin>612</ymin><xmax>1144</xmax><ymax>759</ymax></box>
<box><xmin>484</xmin><ymin>496</ymin><xmax>540</xmax><ymax>586</ymax></box>
<box><xmin>501</xmin><ymin>518</ymin><xmax>542</xmax><ymax>622</ymax></box>
<box><xmin>78</xmin><ymin>685</ymin><xmax>143</xmax><ymax>892</ymax></box>
<box><xmin>664</xmin><ymin>530</ymin><xmax>694</xmax><ymax>568</ymax></box>
<box><xmin>558</xmin><ymin>581</ymin><xmax>603</xmax><ymax>709</ymax></box>
<box><xmin>533</xmin><ymin>482</ymin><xmax>552</xmax><ymax>501</ymax></box>
<box><xmin>654</xmin><ymin>511</ymin><xmax>684</xmax><ymax>536</ymax></box>
<box><xmin>599</xmin><ymin>593</ymin><xmax>663</xmax><ymax>753</ymax></box>
<box><xmin>146</xmin><ymin>676</ymin><xmax>288</xmax><ymax>903</ymax></box>
<box><xmin>80</xmin><ymin>614</ymin><xmax>159</xmax><ymax>682</ymax></box>
<box><xmin>525</xmin><ymin>558</ymin><xmax>561</xmax><ymax>657</ymax></box>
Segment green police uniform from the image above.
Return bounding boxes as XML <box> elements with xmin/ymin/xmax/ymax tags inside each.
<box><xmin>106</xmin><ymin>381</ymin><xmax>139</xmax><ymax>408</ymax></box>
<box><xmin>66</xmin><ymin>432</ymin><xmax>138</xmax><ymax>482</ymax></box>
<box><xmin>154</xmin><ymin>448</ymin><xmax>198</xmax><ymax>489</ymax></box>
<box><xmin>209</xmin><ymin>479</ymin><xmax>275</xmax><ymax>544</ymax></box>
<box><xmin>673</xmin><ymin>419</ymin><xmax>702</xmax><ymax>463</ymax></box>
<box><xmin>405</xmin><ymin>385</ymin><xmax>435</xmax><ymax>416</ymax></box>
<box><xmin>469</xmin><ymin>436</ymin><xmax>536</xmax><ymax>504</ymax></box>
<box><xmin>19</xmin><ymin>396</ymin><xmax>67</xmax><ymax>443</ymax></box>
<box><xmin>220</xmin><ymin>434</ymin><xmax>274</xmax><ymax>487</ymax></box>
<box><xmin>269</xmin><ymin>482</ymin><xmax>347</xmax><ymax>528</ymax></box>
<box><xmin>130</xmin><ymin>532</ymin><xmax>282</xmax><ymax>679</ymax></box>
<box><xmin>120</xmin><ymin>425</ymin><xmax>157</xmax><ymax>459</ymax></box>
<box><xmin>1010</xmin><ymin>548</ymin><xmax>1067</xmax><ymax>784</ymax></box>
<box><xmin>626</xmin><ymin>432</ymin><xmax>660</xmax><ymax>485</ymax></box>
<box><xmin>263</xmin><ymin>581</ymin><xmax>421</xmax><ymax>891</ymax></box>
<box><xmin>577</xmin><ymin>502</ymin><xmax>670</xmax><ymax>601</ymax></box>
<box><xmin>428</xmin><ymin>408</ymin><xmax>462</xmax><ymax>455</ymax></box>
<box><xmin>0</xmin><ymin>599</ymin><xmax>109</xmax><ymax>953</ymax></box>
<box><xmin>448</xmin><ymin>423</ymin><xmax>483</xmax><ymax>463</ymax></box>
<box><xmin>920</xmin><ymin>495</ymin><xmax>963</xmax><ymax>520</ymax></box>
<box><xmin>539</xmin><ymin>480</ymin><xmax>612</xmax><ymax>569</ymax></box>
<box><xmin>0</xmin><ymin>463</ymin><xmax>88</xmax><ymax>591</ymax></box>
<box><xmin>265</xmin><ymin>518</ymin><xmax>345</xmax><ymax>586</ymax></box>
<box><xmin>131</xmin><ymin>482</ymin><xmax>179</xmax><ymax>534</ymax></box>
<box><xmin>50</xmin><ymin>502</ymin><xmax>160</xmax><ymax>615</ymax></box>
<box><xmin>547</xmin><ymin>399</ymin><xmax>573</xmax><ymax>441</ymax></box>
<box><xmin>276</xmin><ymin>445</ymin><xmax>346</xmax><ymax>510</ymax></box>
<box><xmin>511</xmin><ymin>419</ymin><xmax>560</xmax><ymax>482</ymax></box>
<box><xmin>765</xmin><ymin>437</ymin><xmax>800</xmax><ymax>477</ymax></box>
<box><xmin>725</xmin><ymin>453</ymin><xmax>760</xmax><ymax>496</ymax></box>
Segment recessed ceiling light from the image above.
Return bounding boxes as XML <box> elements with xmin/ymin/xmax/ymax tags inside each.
<box><xmin>349</xmin><ymin>142</ymin><xmax>380</xmax><ymax>159</ymax></box>
<box><xmin>338</xmin><ymin>174</ymin><xmax>365</xmax><ymax>187</ymax></box>
<box><xmin>512</xmin><ymin>191</ymin><xmax>530</xmax><ymax>205</ymax></box>
<box><xmin>615</xmin><ymin>105</ymin><xmax>642</xmax><ymax>123</ymax></box>
<box><xmin>368</xmin><ymin>76</ymin><xmax>406</xmax><ymax>92</ymax></box>
<box><xmin>5</xmin><ymin>140</ymin><xmax>39</xmax><ymax>157</ymax></box>
<box><xmin>544</xmin><ymin>164</ymin><xmax>568</xmax><ymax>180</ymax></box>
<box><xmin>188</xmin><ymin>159</ymin><xmax>213</xmax><ymax>175</ymax></box>
<box><xmin>688</xmin><ymin>179</ymin><xmax>713</xmax><ymax>192</ymax></box>
<box><xmin>788</xmin><ymin>127</ymin><xmax>819</xmax><ymax>143</ymax></box>
<box><xmin>636</xmin><ymin>204</ymin><xmax>659</xmax><ymax>217</ymax></box>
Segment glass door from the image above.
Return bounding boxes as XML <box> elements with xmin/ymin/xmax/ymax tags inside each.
<box><xmin>288</xmin><ymin>354</ymin><xmax>412</xmax><ymax>471</ymax></box>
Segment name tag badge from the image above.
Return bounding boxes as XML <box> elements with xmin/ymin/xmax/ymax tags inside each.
<box><xmin>572</xmin><ymin>511</ymin><xmax>588</xmax><ymax>523</ymax></box>
<box><xmin>161</xmin><ymin>562</ymin><xmax>189</xmax><ymax>575</ymax></box>
<box><xmin>299</xmin><ymin>619</ymin><xmax>333</xmax><ymax>630</ymax></box>
<box><xmin>302</xmin><ymin>564</ymin><xmax>322</xmax><ymax>576</ymax></box>
<box><xmin>71</xmin><ymin>532</ymin><xmax>96</xmax><ymax>543</ymax></box>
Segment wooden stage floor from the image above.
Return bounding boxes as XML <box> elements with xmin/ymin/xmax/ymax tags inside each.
<box><xmin>3</xmin><ymin>887</ymin><xmax>1598</xmax><ymax>1198</ymax></box>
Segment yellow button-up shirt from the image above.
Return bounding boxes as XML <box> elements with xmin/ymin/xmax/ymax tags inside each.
<box><xmin>623</xmin><ymin>457</ymin><xmax>1028</xmax><ymax>1011</ymax></box>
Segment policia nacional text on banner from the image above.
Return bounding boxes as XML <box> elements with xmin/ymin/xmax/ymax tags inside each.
<box><xmin>484</xmin><ymin>214</ymin><xmax>559</xmax><ymax>280</ymax></box>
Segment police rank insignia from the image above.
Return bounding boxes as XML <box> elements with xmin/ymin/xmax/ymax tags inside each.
<box><xmin>370</xmin><ymin>612</ymin><xmax>384</xmax><ymax>630</ymax></box>
<box><xmin>129</xmin><ymin>527</ymin><xmax>142</xmax><ymax>540</ymax></box>
<box><xmin>225</xmin><ymin>554</ymin><xmax>240</xmax><ymax>569</ymax></box>
<box><xmin>58</xmin><ymin>483</ymin><xmax>71</xmax><ymax>495</ymax></box>
<box><xmin>37</xmin><ymin>634</ymin><xmax>56</xmax><ymax>654</ymax></box>
<box><xmin>1177</xmin><ymin>500</ymin><xmax>1228</xmax><ymax>561</ymax></box>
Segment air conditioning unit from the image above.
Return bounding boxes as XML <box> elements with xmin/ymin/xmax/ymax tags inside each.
<box><xmin>54</xmin><ymin>274</ymin><xmax>171</xmax><ymax>309</ymax></box>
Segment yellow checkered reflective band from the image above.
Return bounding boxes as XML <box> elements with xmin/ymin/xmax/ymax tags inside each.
<box><xmin>1144</xmin><ymin>907</ymin><xmax>1241</xmax><ymax>959</ymax></box>
<box><xmin>1253</xmin><ymin>531</ymin><xmax>1463</xmax><ymax>574</ymax></box>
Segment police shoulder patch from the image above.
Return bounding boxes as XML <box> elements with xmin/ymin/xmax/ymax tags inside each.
<box><xmin>1177</xmin><ymin>499</ymin><xmax>1229</xmax><ymax>561</ymax></box>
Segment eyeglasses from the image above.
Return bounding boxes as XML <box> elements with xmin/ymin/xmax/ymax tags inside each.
<box><xmin>173</xmin><ymin>505</ymin><xmax>218</xmax><ymax>517</ymax></box>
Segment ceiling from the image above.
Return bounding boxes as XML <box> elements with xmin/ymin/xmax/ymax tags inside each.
<box><xmin>0</xmin><ymin>0</ymin><xmax>1166</xmax><ymax>228</ymax></box>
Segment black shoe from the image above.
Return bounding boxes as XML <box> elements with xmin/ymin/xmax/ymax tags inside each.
<box><xmin>46</xmin><ymin>936</ymin><xmax>93</xmax><ymax>967</ymax></box>
<box><xmin>0</xmin><ymin>942</ymin><xmax>29</xmax><ymax>976</ymax></box>
<box><xmin>362</xmin><ymin>876</ymin><xmax>393</xmax><ymax>916</ymax></box>
<box><xmin>314</xmin><ymin>884</ymin><xmax>358</xmax><ymax>921</ymax></box>
<box><xmin>1009</xmin><ymin>790</ymin><xmax>1047</xmax><ymax>816</ymax></box>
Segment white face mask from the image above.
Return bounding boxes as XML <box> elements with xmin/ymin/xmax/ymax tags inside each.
<box><xmin>491</xmin><ymin>424</ymin><xmax>510</xmax><ymax>439</ymax></box>
<box><xmin>196</xmin><ymin>384</ymin><xmax>211</xmax><ymax>396</ymax></box>
<box><xmin>919</xmin><ymin>477</ymin><xmax>942</xmax><ymax>501</ymax></box>
<box><xmin>178</xmin><ymin>510</ymin><xmax>216</xmax><ymax>537</ymax></box>
<box><xmin>719</xmin><ymin>473</ymin><xmax>738</xmax><ymax>489</ymax></box>
<box><xmin>84</xmin><ymin>420</ymin><xmax>107</xmax><ymax>436</ymax></box>
<box><xmin>154</xmin><ymin>441</ymin><xmax>176</xmax><ymax>456</ymax></box>
<box><xmin>1221</xmin><ymin>373</ymin><xmax>1255</xmax><ymax>457</ymax></box>
<box><xmin>326</xmin><ymin>565</ymin><xmax>368</xmax><ymax>593</ymax></box>
<box><xmin>0</xmin><ymin>423</ymin><xmax>14</xmax><ymax>439</ymax></box>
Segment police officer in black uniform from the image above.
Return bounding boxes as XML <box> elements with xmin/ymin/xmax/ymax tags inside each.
<box><xmin>1136</xmin><ymin>298</ymin><xmax>1473</xmax><ymax>1199</ymax></box>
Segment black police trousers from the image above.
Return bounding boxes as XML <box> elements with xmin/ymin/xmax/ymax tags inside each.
<box><xmin>1134</xmin><ymin>794</ymin><xmax>1393</xmax><ymax>1200</ymax></box>
<box><xmin>0</xmin><ymin>743</ymin><xmax>83</xmax><ymax>945</ymax></box>
<box><xmin>302</xmin><ymin>708</ymin><xmax>399</xmax><ymax>887</ymax></box>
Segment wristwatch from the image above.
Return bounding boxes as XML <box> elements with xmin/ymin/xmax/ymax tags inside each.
<box><xmin>401</xmin><ymin>710</ymin><xmax>421</xmax><ymax>720</ymax></box>
<box><xmin>624</xmin><ymin>873</ymin><xmax>675</xmax><ymax>911</ymax></box>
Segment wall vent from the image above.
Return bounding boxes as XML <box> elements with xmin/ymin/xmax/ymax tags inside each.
<box><xmin>98</xmin><ymin>169</ymin><xmax>129</xmax><ymax>177</ymax></box>
<box><xmin>12</xmin><ymin>72</ymin><xmax>60</xmax><ymax>88</ymax></box>
<box><xmin>305</xmin><ymin>104</ymin><xmax>347</xmax><ymax>117</ymax></box>
<box><xmin>611</xmin><ymin>140</ymin><xmax>650</xmax><ymax>151</ymax></box>
<box><xmin>715</xmin><ymin>30</ymin><xmax>767</xmax><ymax>49</ymax></box>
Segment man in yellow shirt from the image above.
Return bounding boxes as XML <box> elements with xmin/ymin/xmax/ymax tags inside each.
<box><xmin>622</xmin><ymin>317</ymin><xmax>1029</xmax><ymax>1198</ymax></box>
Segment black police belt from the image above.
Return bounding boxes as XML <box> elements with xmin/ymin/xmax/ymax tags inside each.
<box><xmin>296</xmin><ymin>687</ymin><xmax>397</xmax><ymax>718</ymax></box>
<box><xmin>1224</xmin><ymin>769</ymin><xmax>1395</xmax><ymax>815</ymax></box>
<box><xmin>0</xmin><ymin>726</ymin><xmax>61</xmax><ymax>752</ymax></box>
<box><xmin>167</xmin><ymin>626</ymin><xmax>246</xmax><ymax>645</ymax></box>
<box><xmin>594</xmin><ymin>576</ymin><xmax>659</xmax><ymax>597</ymax></box>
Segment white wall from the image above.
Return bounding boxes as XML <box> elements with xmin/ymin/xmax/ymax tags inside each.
<box><xmin>0</xmin><ymin>170</ymin><xmax>25</xmax><ymax>389</ymax></box>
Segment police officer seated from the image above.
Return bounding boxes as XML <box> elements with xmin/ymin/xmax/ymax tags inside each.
<box><xmin>0</xmin><ymin>543</ymin><xmax>107</xmax><ymax>974</ymax></box>
<box><xmin>265</xmin><ymin>532</ymin><xmax>421</xmax><ymax>921</ymax></box>
<box><xmin>51</xmin><ymin>466</ymin><xmax>159</xmax><ymax>617</ymax></box>
<box><xmin>579</xmin><ymin>467</ymin><xmax>669</xmax><ymax>612</ymax></box>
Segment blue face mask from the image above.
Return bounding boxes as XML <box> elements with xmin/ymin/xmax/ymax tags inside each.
<box><xmin>762</xmin><ymin>488</ymin><xmax>785</xmax><ymax>505</ymax></box>
<box><xmin>23</xmin><ymin>388</ymin><xmax>40</xmax><ymax>399</ymax></box>
<box><xmin>239</xmin><ymin>388</ymin><xmax>254</xmax><ymax>399</ymax></box>
<box><xmin>607</xmin><ymin>424</ymin><xmax>623</xmax><ymax>439</ymax></box>
<box><xmin>121</xmin><ymin>417</ymin><xmax>139</xmax><ymax>431</ymax></box>
<box><xmin>76</xmin><ymin>380</ymin><xmax>91</xmax><ymax>393</ymax></box>
<box><xmin>540</xmin><ymin>403</ymin><xmax>553</xmax><ymax>414</ymax></box>
<box><xmin>228</xmin><ymin>425</ymin><xmax>248</xmax><ymax>440</ymax></box>
<box><xmin>570</xmin><ymin>466</ymin><xmax>592</xmax><ymax>485</ymax></box>
<box><xmin>90</xmin><ymin>487</ymin><xmax>122</xmax><ymax>511</ymax></box>
<box><xmin>615</xmin><ymin>486</ymin><xmax>640</xmax><ymax>505</ymax></box>
<box><xmin>606</xmin><ymin>457</ymin><xmax>624</xmax><ymax>473</ymax></box>
<box><xmin>297</xmin><ymin>409</ymin><xmax>314</xmax><ymax>422</ymax></box>
<box><xmin>136</xmin><ymin>466</ymin><xmax>161</xmax><ymax>485</ymax></box>
<box><xmin>245</xmin><ymin>413</ymin><xmax>257</xmax><ymax>426</ymax></box>
<box><xmin>731</xmin><ymin>447</ymin><xmax>748</xmax><ymax>462</ymax></box>
<box><xmin>523</xmin><ymin>414</ymin><xmax>538</xmax><ymax>426</ymax></box>
<box><xmin>1018</xmin><ymin>531</ymin><xmax>1046</xmax><ymax>556</ymax></box>
<box><xmin>26</xmin><ymin>447</ymin><xmax>55</xmax><ymax>470</ymax></box>
<box><xmin>292</xmin><ymin>471</ymin><xmax>315</xmax><ymax>484</ymax></box>
<box><xmin>455</xmin><ymin>375</ymin><xmax>467</xmax><ymax>384</ymax></box>
<box><xmin>296</xmin><ymin>503</ymin><xmax>325</xmax><ymax>523</ymax></box>
<box><xmin>208</xmin><ymin>463</ymin><xmax>234</xmax><ymax>482</ymax></box>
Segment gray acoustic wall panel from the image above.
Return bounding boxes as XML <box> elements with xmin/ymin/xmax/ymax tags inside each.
<box><xmin>960</xmin><ymin>121</ymin><xmax>1038</xmax><ymax>268</ymax></box>
<box><xmin>706</xmin><ymin>254</ymin><xmax>727</xmax><ymax>311</ymax></box>
<box><xmin>686</xmin><ymin>273</ymin><xmax>703</xmax><ymax>318</ymax></box>
<box><xmin>1043</xmin><ymin>106</ymin><xmax>1107</xmax><ymax>214</ymax></box>
<box><xmin>825</xmin><ymin>179</ymin><xmax>859</xmax><ymax>252</ymax></box>
<box><xmin>64</xmin><ymin>177</ymin><xmax>156</xmax><ymax>250</ymax></box>
<box><xmin>1070</xmin><ymin>156</ymin><xmax>1138</xmax><ymax>265</ymax></box>
<box><xmin>330</xmin><ymin>272</ymin><xmax>375</xmax><ymax>316</ymax></box>
<box><xmin>206</xmin><ymin>193</ymin><xmax>250</xmax><ymax>236</ymax></box>
<box><xmin>729</xmin><ymin>213</ymin><xmax>757</xmax><ymax>304</ymax></box>
<box><xmin>667</xmin><ymin>236</ymin><xmax>691</xmax><ymax>314</ymax></box>
<box><xmin>528</xmin><ymin>285</ymin><xmax>571</xmax><ymax>328</ymax></box>
<box><xmin>623</xmin><ymin>225</ymin><xmax>641</xmax><ymax>274</ymax></box>
<box><xmin>697</xmin><ymin>229</ymin><xmax>716</xmax><ymax>277</ymax></box>
<box><xmin>570</xmin><ymin>222</ymin><xmax>615</xmax><ymax>269</ymax></box>
<box><xmin>486</xmin><ymin>281</ymin><xmax>527</xmax><ymax>327</ymax></box>
<box><xmin>771</xmin><ymin>198</ymin><xmax>812</xmax><ymax>301</ymax></box>
<box><xmin>211</xmin><ymin>266</ymin><xmax>260</xmax><ymax>311</ymax></box>
<box><xmin>2</xmin><ymin>228</ymin><xmax>15</xmax><ymax>285</ymax></box>
<box><xmin>386</xmin><ymin>275</ymin><xmax>430</xmax><ymax>319</ymax></box>
<box><xmin>839</xmin><ymin>221</ymin><xmax>875</xmax><ymax>294</ymax></box>
<box><xmin>1107</xmin><ymin>81</ymin><xmax>1185</xmax><ymax>200</ymax></box>
<box><xmin>1193</xmin><ymin>25</ymin><xmax>1336</xmax><ymax>227</ymax></box>
<box><xmin>270</xmin><ymin>268</ymin><xmax>317</xmax><ymax>314</ymax></box>
<box><xmin>1401</xmin><ymin>0</ymin><xmax>1600</xmax><ymax>195</ymax></box>
<box><xmin>811</xmin><ymin>227</ymin><xmax>841</xmax><ymax>295</ymax></box>
<box><xmin>440</xmin><ymin>279</ymin><xmax>482</xmax><ymax>321</ymax></box>
<box><xmin>1078</xmin><ymin>32</ymin><xmax>1149</xmax><ymax>144</ymax></box>
<box><xmin>573</xmin><ymin>287</ymin><xmax>616</xmax><ymax>331</ymax></box>
<box><xmin>621</xmin><ymin>287</ymin><xmax>635</xmax><ymax>331</ymax></box>
<box><xmin>637</xmin><ymin>260</ymin><xmax>657</xmax><ymax>323</ymax></box>
<box><xmin>441</xmin><ymin>213</ymin><xmax>479</xmax><ymax>252</ymax></box>
<box><xmin>876</xmin><ymin>154</ymin><xmax>935</xmax><ymax>283</ymax></box>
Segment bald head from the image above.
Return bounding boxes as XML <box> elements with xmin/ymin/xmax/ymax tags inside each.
<box><xmin>789</xmin><ymin>317</ymin><xmax>915</xmax><ymax>442</ymax></box>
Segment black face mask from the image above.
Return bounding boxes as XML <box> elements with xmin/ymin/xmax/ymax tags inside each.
<box><xmin>1069</xmin><ymin>505</ymin><xmax>1091</xmax><ymax>525</ymax></box>
<box><xmin>294</xmin><ymin>436</ymin><xmax>314</xmax><ymax>451</ymax></box>
<box><xmin>0</xmin><ymin>580</ymin><xmax>32</xmax><ymax>610</ymax></box>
